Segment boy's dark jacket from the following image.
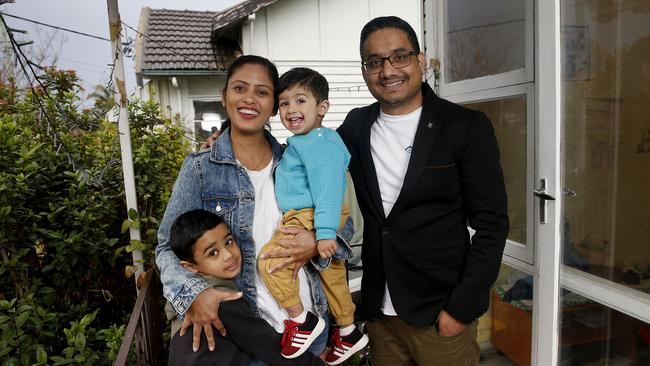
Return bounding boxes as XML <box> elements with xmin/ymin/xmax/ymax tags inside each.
<box><xmin>337</xmin><ymin>82</ymin><xmax>509</xmax><ymax>326</ymax></box>
<box><xmin>166</xmin><ymin>274</ymin><xmax>324</xmax><ymax>366</ymax></box>
<box><xmin>165</xmin><ymin>274</ymin><xmax>237</xmax><ymax>336</ymax></box>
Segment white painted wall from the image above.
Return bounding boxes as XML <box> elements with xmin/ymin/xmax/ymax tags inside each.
<box><xmin>247</xmin><ymin>0</ymin><xmax>422</xmax><ymax>61</ymax></box>
<box><xmin>243</xmin><ymin>0</ymin><xmax>423</xmax><ymax>142</ymax></box>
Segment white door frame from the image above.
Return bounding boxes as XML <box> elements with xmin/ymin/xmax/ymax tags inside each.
<box><xmin>533</xmin><ymin>0</ymin><xmax>562</xmax><ymax>365</ymax></box>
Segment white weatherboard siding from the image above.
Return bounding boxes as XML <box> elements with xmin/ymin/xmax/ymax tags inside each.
<box><xmin>271</xmin><ymin>60</ymin><xmax>376</xmax><ymax>143</ymax></box>
<box><xmin>243</xmin><ymin>0</ymin><xmax>422</xmax><ymax>142</ymax></box>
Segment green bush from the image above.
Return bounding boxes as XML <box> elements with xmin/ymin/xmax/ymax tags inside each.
<box><xmin>0</xmin><ymin>70</ymin><xmax>190</xmax><ymax>365</ymax></box>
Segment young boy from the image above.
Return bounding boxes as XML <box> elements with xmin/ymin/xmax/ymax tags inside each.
<box><xmin>258</xmin><ymin>68</ymin><xmax>368</xmax><ymax>365</ymax></box>
<box><xmin>166</xmin><ymin>209</ymin><xmax>324</xmax><ymax>366</ymax></box>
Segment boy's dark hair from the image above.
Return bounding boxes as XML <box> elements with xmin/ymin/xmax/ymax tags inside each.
<box><xmin>170</xmin><ymin>209</ymin><xmax>224</xmax><ymax>263</ymax></box>
<box><xmin>278</xmin><ymin>67</ymin><xmax>329</xmax><ymax>103</ymax></box>
<box><xmin>359</xmin><ymin>16</ymin><xmax>420</xmax><ymax>59</ymax></box>
<box><xmin>225</xmin><ymin>55</ymin><xmax>280</xmax><ymax>114</ymax></box>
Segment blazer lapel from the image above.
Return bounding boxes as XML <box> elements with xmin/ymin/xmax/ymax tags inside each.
<box><xmin>388</xmin><ymin>85</ymin><xmax>442</xmax><ymax>220</ymax></box>
<box><xmin>359</xmin><ymin>104</ymin><xmax>386</xmax><ymax>220</ymax></box>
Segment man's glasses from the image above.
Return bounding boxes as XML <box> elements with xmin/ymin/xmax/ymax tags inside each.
<box><xmin>361</xmin><ymin>50</ymin><xmax>419</xmax><ymax>74</ymax></box>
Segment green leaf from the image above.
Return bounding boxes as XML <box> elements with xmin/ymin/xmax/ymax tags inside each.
<box><xmin>120</xmin><ymin>219</ymin><xmax>130</xmax><ymax>234</ymax></box>
<box><xmin>21</xmin><ymin>352</ymin><xmax>31</xmax><ymax>366</ymax></box>
<box><xmin>51</xmin><ymin>355</ymin><xmax>74</xmax><ymax>365</ymax></box>
<box><xmin>0</xmin><ymin>345</ymin><xmax>12</xmax><ymax>358</ymax></box>
<box><xmin>36</xmin><ymin>346</ymin><xmax>47</xmax><ymax>364</ymax></box>
<box><xmin>15</xmin><ymin>311</ymin><xmax>29</xmax><ymax>328</ymax></box>
<box><xmin>80</xmin><ymin>312</ymin><xmax>96</xmax><ymax>326</ymax></box>
<box><xmin>127</xmin><ymin>208</ymin><xmax>138</xmax><ymax>221</ymax></box>
<box><xmin>74</xmin><ymin>333</ymin><xmax>86</xmax><ymax>350</ymax></box>
<box><xmin>126</xmin><ymin>240</ymin><xmax>146</xmax><ymax>252</ymax></box>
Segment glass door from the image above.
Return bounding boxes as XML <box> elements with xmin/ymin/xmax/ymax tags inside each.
<box><xmin>559</xmin><ymin>1</ymin><xmax>650</xmax><ymax>365</ymax></box>
<box><xmin>426</xmin><ymin>1</ymin><xmax>553</xmax><ymax>365</ymax></box>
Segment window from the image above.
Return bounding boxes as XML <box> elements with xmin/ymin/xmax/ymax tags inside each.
<box><xmin>192</xmin><ymin>100</ymin><xmax>226</xmax><ymax>143</ymax></box>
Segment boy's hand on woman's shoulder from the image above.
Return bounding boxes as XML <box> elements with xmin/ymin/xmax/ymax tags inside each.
<box><xmin>200</xmin><ymin>130</ymin><xmax>221</xmax><ymax>149</ymax></box>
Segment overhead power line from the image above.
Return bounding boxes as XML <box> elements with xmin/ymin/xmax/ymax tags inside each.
<box><xmin>0</xmin><ymin>11</ymin><xmax>110</xmax><ymax>41</ymax></box>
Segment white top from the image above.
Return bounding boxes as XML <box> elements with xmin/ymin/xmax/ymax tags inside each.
<box><xmin>245</xmin><ymin>159</ymin><xmax>314</xmax><ymax>333</ymax></box>
<box><xmin>370</xmin><ymin>107</ymin><xmax>422</xmax><ymax>315</ymax></box>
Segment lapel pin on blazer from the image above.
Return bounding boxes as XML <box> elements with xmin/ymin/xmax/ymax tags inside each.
<box><xmin>427</xmin><ymin>122</ymin><xmax>433</xmax><ymax>128</ymax></box>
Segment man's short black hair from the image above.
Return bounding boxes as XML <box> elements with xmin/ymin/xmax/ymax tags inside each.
<box><xmin>359</xmin><ymin>16</ymin><xmax>421</xmax><ymax>58</ymax></box>
<box><xmin>278</xmin><ymin>67</ymin><xmax>329</xmax><ymax>103</ymax></box>
<box><xmin>170</xmin><ymin>209</ymin><xmax>224</xmax><ymax>263</ymax></box>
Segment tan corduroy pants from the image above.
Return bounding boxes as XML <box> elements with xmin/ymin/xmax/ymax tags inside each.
<box><xmin>258</xmin><ymin>207</ymin><xmax>355</xmax><ymax>326</ymax></box>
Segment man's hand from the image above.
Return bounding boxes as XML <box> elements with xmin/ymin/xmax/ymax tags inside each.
<box><xmin>179</xmin><ymin>288</ymin><xmax>242</xmax><ymax>352</ymax></box>
<box><xmin>317</xmin><ymin>239</ymin><xmax>337</xmax><ymax>259</ymax></box>
<box><xmin>436</xmin><ymin>309</ymin><xmax>467</xmax><ymax>337</ymax></box>
<box><xmin>260</xmin><ymin>226</ymin><xmax>318</xmax><ymax>279</ymax></box>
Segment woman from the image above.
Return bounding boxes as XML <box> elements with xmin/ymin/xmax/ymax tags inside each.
<box><xmin>155</xmin><ymin>55</ymin><xmax>353</xmax><ymax>365</ymax></box>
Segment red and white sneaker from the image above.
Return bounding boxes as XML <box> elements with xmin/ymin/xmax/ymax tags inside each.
<box><xmin>280</xmin><ymin>311</ymin><xmax>325</xmax><ymax>359</ymax></box>
<box><xmin>325</xmin><ymin>327</ymin><xmax>369</xmax><ymax>365</ymax></box>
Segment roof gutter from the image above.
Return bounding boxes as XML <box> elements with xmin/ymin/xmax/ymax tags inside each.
<box><xmin>141</xmin><ymin>69</ymin><xmax>228</xmax><ymax>76</ymax></box>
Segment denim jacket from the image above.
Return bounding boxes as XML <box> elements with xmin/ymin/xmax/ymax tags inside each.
<box><xmin>156</xmin><ymin>129</ymin><xmax>354</xmax><ymax>318</ymax></box>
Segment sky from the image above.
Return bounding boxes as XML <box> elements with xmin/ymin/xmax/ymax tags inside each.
<box><xmin>1</xmin><ymin>0</ymin><xmax>244</xmax><ymax>98</ymax></box>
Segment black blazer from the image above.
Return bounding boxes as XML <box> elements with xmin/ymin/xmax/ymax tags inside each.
<box><xmin>337</xmin><ymin>83</ymin><xmax>509</xmax><ymax>327</ymax></box>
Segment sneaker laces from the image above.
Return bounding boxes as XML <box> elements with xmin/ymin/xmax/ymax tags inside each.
<box><xmin>281</xmin><ymin>319</ymin><xmax>301</xmax><ymax>347</ymax></box>
<box><xmin>328</xmin><ymin>327</ymin><xmax>342</xmax><ymax>351</ymax></box>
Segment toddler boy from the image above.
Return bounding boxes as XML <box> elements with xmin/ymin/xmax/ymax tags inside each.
<box><xmin>258</xmin><ymin>68</ymin><xmax>368</xmax><ymax>365</ymax></box>
<box><xmin>166</xmin><ymin>209</ymin><xmax>324</xmax><ymax>366</ymax></box>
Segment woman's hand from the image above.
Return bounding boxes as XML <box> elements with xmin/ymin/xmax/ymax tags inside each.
<box><xmin>260</xmin><ymin>226</ymin><xmax>318</xmax><ymax>279</ymax></box>
<box><xmin>179</xmin><ymin>288</ymin><xmax>242</xmax><ymax>352</ymax></box>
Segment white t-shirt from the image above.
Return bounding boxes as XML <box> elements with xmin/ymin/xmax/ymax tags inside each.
<box><xmin>245</xmin><ymin>159</ymin><xmax>314</xmax><ymax>333</ymax></box>
<box><xmin>370</xmin><ymin>107</ymin><xmax>422</xmax><ymax>315</ymax></box>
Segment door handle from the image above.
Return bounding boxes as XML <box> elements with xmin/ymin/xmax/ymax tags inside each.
<box><xmin>533</xmin><ymin>189</ymin><xmax>556</xmax><ymax>201</ymax></box>
<box><xmin>534</xmin><ymin>178</ymin><xmax>555</xmax><ymax>224</ymax></box>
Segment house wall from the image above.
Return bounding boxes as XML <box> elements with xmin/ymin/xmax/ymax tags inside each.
<box><xmin>242</xmin><ymin>0</ymin><xmax>423</xmax><ymax>142</ymax></box>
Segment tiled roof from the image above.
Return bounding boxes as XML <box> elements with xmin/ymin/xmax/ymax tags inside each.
<box><xmin>136</xmin><ymin>7</ymin><xmax>238</xmax><ymax>73</ymax></box>
<box><xmin>212</xmin><ymin>0</ymin><xmax>279</xmax><ymax>33</ymax></box>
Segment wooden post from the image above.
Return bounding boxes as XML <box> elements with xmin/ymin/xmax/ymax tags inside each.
<box><xmin>106</xmin><ymin>0</ymin><xmax>144</xmax><ymax>280</ymax></box>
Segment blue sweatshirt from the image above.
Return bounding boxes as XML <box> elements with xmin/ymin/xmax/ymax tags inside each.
<box><xmin>275</xmin><ymin>127</ymin><xmax>351</xmax><ymax>240</ymax></box>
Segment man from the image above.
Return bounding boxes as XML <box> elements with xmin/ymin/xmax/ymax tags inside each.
<box><xmin>337</xmin><ymin>16</ymin><xmax>509</xmax><ymax>365</ymax></box>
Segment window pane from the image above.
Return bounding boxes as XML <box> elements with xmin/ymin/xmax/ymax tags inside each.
<box><xmin>480</xmin><ymin>264</ymin><xmax>531</xmax><ymax>365</ymax></box>
<box><xmin>560</xmin><ymin>289</ymin><xmax>650</xmax><ymax>365</ymax></box>
<box><xmin>193</xmin><ymin>101</ymin><xmax>225</xmax><ymax>144</ymax></box>
<box><xmin>464</xmin><ymin>96</ymin><xmax>527</xmax><ymax>245</ymax></box>
<box><xmin>561</xmin><ymin>0</ymin><xmax>650</xmax><ymax>292</ymax></box>
<box><xmin>445</xmin><ymin>0</ymin><xmax>526</xmax><ymax>83</ymax></box>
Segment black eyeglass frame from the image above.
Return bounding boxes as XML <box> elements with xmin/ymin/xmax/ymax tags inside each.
<box><xmin>361</xmin><ymin>50</ymin><xmax>420</xmax><ymax>74</ymax></box>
